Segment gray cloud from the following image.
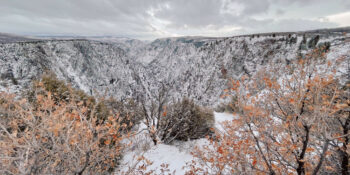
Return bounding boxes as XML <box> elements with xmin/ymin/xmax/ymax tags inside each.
<box><xmin>0</xmin><ymin>0</ymin><xmax>348</xmax><ymax>39</ymax></box>
<box><xmin>241</xmin><ymin>0</ymin><xmax>271</xmax><ymax>15</ymax></box>
<box><xmin>275</xmin><ymin>9</ymin><xmax>285</xmax><ymax>15</ymax></box>
<box><xmin>154</xmin><ymin>0</ymin><xmax>225</xmax><ymax>28</ymax></box>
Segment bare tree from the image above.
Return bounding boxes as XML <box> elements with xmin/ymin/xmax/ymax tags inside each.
<box><xmin>138</xmin><ymin>83</ymin><xmax>214</xmax><ymax>145</ymax></box>
<box><xmin>138</xmin><ymin>83</ymin><xmax>170</xmax><ymax>145</ymax></box>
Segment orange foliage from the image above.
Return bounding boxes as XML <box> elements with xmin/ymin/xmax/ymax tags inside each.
<box><xmin>186</xmin><ymin>49</ymin><xmax>349</xmax><ymax>174</ymax></box>
<box><xmin>0</xmin><ymin>85</ymin><xmax>128</xmax><ymax>174</ymax></box>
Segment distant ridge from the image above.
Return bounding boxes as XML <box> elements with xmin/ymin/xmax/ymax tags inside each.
<box><xmin>0</xmin><ymin>33</ymin><xmax>40</xmax><ymax>43</ymax></box>
<box><xmin>1</xmin><ymin>26</ymin><xmax>349</xmax><ymax>43</ymax></box>
<box><xmin>303</xmin><ymin>26</ymin><xmax>350</xmax><ymax>33</ymax></box>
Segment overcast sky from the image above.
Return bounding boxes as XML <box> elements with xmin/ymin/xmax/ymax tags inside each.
<box><xmin>0</xmin><ymin>0</ymin><xmax>350</xmax><ymax>40</ymax></box>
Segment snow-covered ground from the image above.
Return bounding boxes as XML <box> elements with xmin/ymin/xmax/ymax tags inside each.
<box><xmin>118</xmin><ymin>112</ymin><xmax>235</xmax><ymax>174</ymax></box>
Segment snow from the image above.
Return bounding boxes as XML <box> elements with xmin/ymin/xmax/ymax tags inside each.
<box><xmin>138</xmin><ymin>143</ymin><xmax>195</xmax><ymax>174</ymax></box>
<box><xmin>1</xmin><ymin>32</ymin><xmax>349</xmax><ymax>106</ymax></box>
<box><xmin>1</xmin><ymin>30</ymin><xmax>349</xmax><ymax>174</ymax></box>
<box><xmin>118</xmin><ymin>112</ymin><xmax>235</xmax><ymax>174</ymax></box>
<box><xmin>214</xmin><ymin>112</ymin><xmax>236</xmax><ymax>132</ymax></box>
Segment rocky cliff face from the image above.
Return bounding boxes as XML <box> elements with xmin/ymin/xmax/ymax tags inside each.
<box><xmin>1</xmin><ymin>30</ymin><xmax>349</xmax><ymax>106</ymax></box>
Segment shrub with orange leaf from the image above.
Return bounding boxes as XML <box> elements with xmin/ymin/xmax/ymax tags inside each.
<box><xmin>186</xmin><ymin>50</ymin><xmax>350</xmax><ymax>174</ymax></box>
<box><xmin>0</xmin><ymin>86</ymin><xmax>127</xmax><ymax>174</ymax></box>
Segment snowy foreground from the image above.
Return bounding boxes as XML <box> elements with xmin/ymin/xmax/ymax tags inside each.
<box><xmin>119</xmin><ymin>112</ymin><xmax>235</xmax><ymax>174</ymax></box>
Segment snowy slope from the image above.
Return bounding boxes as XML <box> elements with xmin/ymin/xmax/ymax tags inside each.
<box><xmin>0</xmin><ymin>30</ymin><xmax>349</xmax><ymax>106</ymax></box>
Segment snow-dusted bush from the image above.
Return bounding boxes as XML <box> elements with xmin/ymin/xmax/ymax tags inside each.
<box><xmin>26</xmin><ymin>73</ymin><xmax>140</xmax><ymax>128</ymax></box>
<box><xmin>138</xmin><ymin>86</ymin><xmax>214</xmax><ymax>145</ymax></box>
<box><xmin>160</xmin><ymin>98</ymin><xmax>214</xmax><ymax>143</ymax></box>
<box><xmin>26</xmin><ymin>72</ymin><xmax>95</xmax><ymax>108</ymax></box>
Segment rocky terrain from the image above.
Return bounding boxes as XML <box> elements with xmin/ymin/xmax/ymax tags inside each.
<box><xmin>0</xmin><ymin>28</ymin><xmax>350</xmax><ymax>106</ymax></box>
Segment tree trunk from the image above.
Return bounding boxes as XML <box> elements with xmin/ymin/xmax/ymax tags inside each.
<box><xmin>151</xmin><ymin>133</ymin><xmax>157</xmax><ymax>145</ymax></box>
<box><xmin>341</xmin><ymin>112</ymin><xmax>350</xmax><ymax>175</ymax></box>
<box><xmin>340</xmin><ymin>149</ymin><xmax>349</xmax><ymax>175</ymax></box>
<box><xmin>297</xmin><ymin>125</ymin><xmax>310</xmax><ymax>175</ymax></box>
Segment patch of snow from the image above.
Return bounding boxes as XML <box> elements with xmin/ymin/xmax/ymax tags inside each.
<box><xmin>119</xmin><ymin>112</ymin><xmax>235</xmax><ymax>174</ymax></box>
<box><xmin>214</xmin><ymin>112</ymin><xmax>236</xmax><ymax>132</ymax></box>
<box><xmin>141</xmin><ymin>143</ymin><xmax>194</xmax><ymax>174</ymax></box>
